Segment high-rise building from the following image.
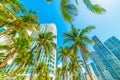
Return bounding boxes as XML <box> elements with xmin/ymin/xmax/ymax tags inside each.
<box><xmin>92</xmin><ymin>36</ymin><xmax>120</xmax><ymax>80</ymax></box>
<box><xmin>88</xmin><ymin>62</ymin><xmax>103</xmax><ymax>80</ymax></box>
<box><xmin>104</xmin><ymin>36</ymin><xmax>120</xmax><ymax>60</ymax></box>
<box><xmin>91</xmin><ymin>52</ymin><xmax>113</xmax><ymax>80</ymax></box>
<box><xmin>38</xmin><ymin>24</ymin><xmax>57</xmax><ymax>80</ymax></box>
<box><xmin>4</xmin><ymin>24</ymin><xmax>57</xmax><ymax>80</ymax></box>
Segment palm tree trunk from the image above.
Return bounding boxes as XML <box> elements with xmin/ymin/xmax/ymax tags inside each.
<box><xmin>0</xmin><ymin>49</ymin><xmax>17</xmax><ymax>69</ymax></box>
<box><xmin>81</xmin><ymin>54</ymin><xmax>93</xmax><ymax>80</ymax></box>
<box><xmin>36</xmin><ymin>47</ymin><xmax>42</xmax><ymax>62</ymax></box>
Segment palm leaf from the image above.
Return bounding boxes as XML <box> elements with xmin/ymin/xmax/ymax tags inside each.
<box><xmin>83</xmin><ymin>0</ymin><xmax>106</xmax><ymax>14</ymax></box>
<box><xmin>61</xmin><ymin>0</ymin><xmax>78</xmax><ymax>23</ymax></box>
<box><xmin>0</xmin><ymin>45</ymin><xmax>10</xmax><ymax>50</ymax></box>
<box><xmin>80</xmin><ymin>25</ymin><xmax>95</xmax><ymax>37</ymax></box>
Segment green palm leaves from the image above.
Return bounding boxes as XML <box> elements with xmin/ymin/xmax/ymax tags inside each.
<box><xmin>83</xmin><ymin>0</ymin><xmax>106</xmax><ymax>14</ymax></box>
<box><xmin>61</xmin><ymin>0</ymin><xmax>78</xmax><ymax>23</ymax></box>
<box><xmin>60</xmin><ymin>0</ymin><xmax>105</xmax><ymax>23</ymax></box>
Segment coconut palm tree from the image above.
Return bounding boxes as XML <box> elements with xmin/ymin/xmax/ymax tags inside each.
<box><xmin>55</xmin><ymin>67</ymin><xmax>62</xmax><ymax>80</ymax></box>
<box><xmin>34</xmin><ymin>31</ymin><xmax>57</xmax><ymax>62</ymax></box>
<box><xmin>0</xmin><ymin>34</ymin><xmax>32</xmax><ymax>69</ymax></box>
<box><xmin>68</xmin><ymin>54</ymin><xmax>82</xmax><ymax>80</ymax></box>
<box><xmin>63</xmin><ymin>26</ymin><xmax>95</xmax><ymax>80</ymax></box>
<box><xmin>56</xmin><ymin>65</ymin><xmax>67</xmax><ymax>80</ymax></box>
<box><xmin>30</xmin><ymin>31</ymin><xmax>57</xmax><ymax>80</ymax></box>
<box><xmin>58</xmin><ymin>46</ymin><xmax>72</xmax><ymax>80</ymax></box>
<box><xmin>34</xmin><ymin>62</ymin><xmax>50</xmax><ymax>80</ymax></box>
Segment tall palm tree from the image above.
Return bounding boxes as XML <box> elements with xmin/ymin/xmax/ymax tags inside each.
<box><xmin>30</xmin><ymin>31</ymin><xmax>57</xmax><ymax>80</ymax></box>
<box><xmin>63</xmin><ymin>26</ymin><xmax>95</xmax><ymax>80</ymax></box>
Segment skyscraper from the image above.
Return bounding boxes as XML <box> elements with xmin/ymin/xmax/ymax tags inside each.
<box><xmin>104</xmin><ymin>36</ymin><xmax>120</xmax><ymax>60</ymax></box>
<box><xmin>88</xmin><ymin>62</ymin><xmax>103</xmax><ymax>80</ymax></box>
<box><xmin>92</xmin><ymin>36</ymin><xmax>120</xmax><ymax>80</ymax></box>
<box><xmin>91</xmin><ymin>52</ymin><xmax>113</xmax><ymax>80</ymax></box>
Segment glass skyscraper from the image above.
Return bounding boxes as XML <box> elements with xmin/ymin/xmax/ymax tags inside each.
<box><xmin>92</xmin><ymin>36</ymin><xmax>120</xmax><ymax>80</ymax></box>
<box><xmin>88</xmin><ymin>62</ymin><xmax>103</xmax><ymax>80</ymax></box>
<box><xmin>104</xmin><ymin>36</ymin><xmax>120</xmax><ymax>60</ymax></box>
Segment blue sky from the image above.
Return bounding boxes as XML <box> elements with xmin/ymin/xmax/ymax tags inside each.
<box><xmin>21</xmin><ymin>0</ymin><xmax>120</xmax><ymax>50</ymax></box>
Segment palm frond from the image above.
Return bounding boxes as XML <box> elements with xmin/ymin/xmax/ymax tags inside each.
<box><xmin>80</xmin><ymin>25</ymin><xmax>95</xmax><ymax>37</ymax></box>
<box><xmin>61</xmin><ymin>0</ymin><xmax>78</xmax><ymax>23</ymax></box>
<box><xmin>0</xmin><ymin>45</ymin><xmax>10</xmax><ymax>50</ymax></box>
<box><xmin>83</xmin><ymin>0</ymin><xmax>106</xmax><ymax>14</ymax></box>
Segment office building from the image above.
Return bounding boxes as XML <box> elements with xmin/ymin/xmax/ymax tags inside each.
<box><xmin>92</xmin><ymin>36</ymin><xmax>120</xmax><ymax>80</ymax></box>
<box><xmin>88</xmin><ymin>62</ymin><xmax>103</xmax><ymax>80</ymax></box>
<box><xmin>104</xmin><ymin>36</ymin><xmax>120</xmax><ymax>60</ymax></box>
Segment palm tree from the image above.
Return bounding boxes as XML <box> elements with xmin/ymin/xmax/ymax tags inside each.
<box><xmin>34</xmin><ymin>62</ymin><xmax>50</xmax><ymax>80</ymax></box>
<box><xmin>63</xmin><ymin>26</ymin><xmax>95</xmax><ymax>80</ymax></box>
<box><xmin>0</xmin><ymin>34</ymin><xmax>32</xmax><ymax>69</ymax></box>
<box><xmin>55</xmin><ymin>66</ymin><xmax>67</xmax><ymax>80</ymax></box>
<box><xmin>30</xmin><ymin>30</ymin><xmax>57</xmax><ymax>80</ymax></box>
<box><xmin>58</xmin><ymin>46</ymin><xmax>72</xmax><ymax>80</ymax></box>
<box><xmin>55</xmin><ymin>67</ymin><xmax>62</xmax><ymax>80</ymax></box>
<box><xmin>68</xmin><ymin>54</ymin><xmax>82</xmax><ymax>80</ymax></box>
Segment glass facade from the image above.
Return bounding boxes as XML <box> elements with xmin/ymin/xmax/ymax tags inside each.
<box><xmin>104</xmin><ymin>36</ymin><xmax>120</xmax><ymax>60</ymax></box>
<box><xmin>92</xmin><ymin>36</ymin><xmax>120</xmax><ymax>80</ymax></box>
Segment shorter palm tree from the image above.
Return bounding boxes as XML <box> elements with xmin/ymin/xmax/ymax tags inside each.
<box><xmin>58</xmin><ymin>46</ymin><xmax>72</xmax><ymax>80</ymax></box>
<box><xmin>55</xmin><ymin>67</ymin><xmax>62</xmax><ymax>80</ymax></box>
<box><xmin>34</xmin><ymin>62</ymin><xmax>50</xmax><ymax>80</ymax></box>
